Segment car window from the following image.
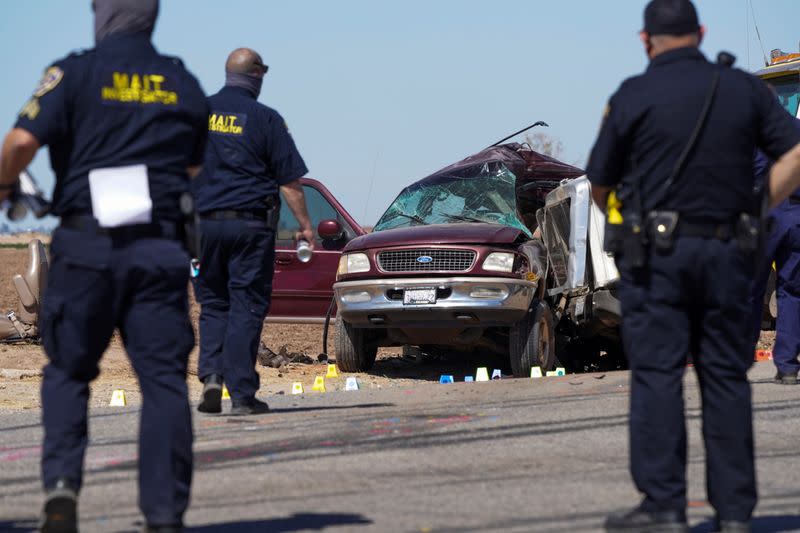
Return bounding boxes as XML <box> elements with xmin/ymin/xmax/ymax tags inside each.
<box><xmin>541</xmin><ymin>198</ymin><xmax>571</xmax><ymax>289</ymax></box>
<box><xmin>772</xmin><ymin>74</ymin><xmax>800</xmax><ymax>118</ymax></box>
<box><xmin>276</xmin><ymin>185</ymin><xmax>354</xmax><ymax>250</ymax></box>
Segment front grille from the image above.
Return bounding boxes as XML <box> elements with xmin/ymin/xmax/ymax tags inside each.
<box><xmin>377</xmin><ymin>249</ymin><xmax>476</xmax><ymax>272</ymax></box>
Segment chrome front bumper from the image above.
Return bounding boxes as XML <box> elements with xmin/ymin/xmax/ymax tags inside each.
<box><xmin>334</xmin><ymin>276</ymin><xmax>536</xmax><ymax>328</ymax></box>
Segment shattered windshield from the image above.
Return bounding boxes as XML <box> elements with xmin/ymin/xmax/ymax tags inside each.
<box><xmin>373</xmin><ymin>163</ymin><xmax>531</xmax><ymax>235</ymax></box>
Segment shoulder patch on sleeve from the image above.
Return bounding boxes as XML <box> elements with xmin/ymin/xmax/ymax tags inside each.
<box><xmin>33</xmin><ymin>66</ymin><xmax>64</xmax><ymax>97</ymax></box>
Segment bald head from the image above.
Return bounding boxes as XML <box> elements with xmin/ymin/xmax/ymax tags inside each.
<box><xmin>225</xmin><ymin>48</ymin><xmax>267</xmax><ymax>77</ymax></box>
<box><xmin>224</xmin><ymin>48</ymin><xmax>267</xmax><ymax>97</ymax></box>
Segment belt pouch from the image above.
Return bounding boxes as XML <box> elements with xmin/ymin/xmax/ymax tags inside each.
<box><xmin>648</xmin><ymin>211</ymin><xmax>679</xmax><ymax>253</ymax></box>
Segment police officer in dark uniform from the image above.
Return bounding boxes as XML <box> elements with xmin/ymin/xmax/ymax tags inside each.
<box><xmin>751</xmin><ymin>119</ymin><xmax>800</xmax><ymax>385</ymax></box>
<box><xmin>586</xmin><ymin>1</ymin><xmax>800</xmax><ymax>531</ymax></box>
<box><xmin>0</xmin><ymin>1</ymin><xmax>208</xmax><ymax>531</ymax></box>
<box><xmin>193</xmin><ymin>48</ymin><xmax>314</xmax><ymax>416</ymax></box>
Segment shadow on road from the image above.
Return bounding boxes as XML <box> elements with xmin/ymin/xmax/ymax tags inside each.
<box><xmin>185</xmin><ymin>512</ymin><xmax>372</xmax><ymax>532</ymax></box>
<box><xmin>692</xmin><ymin>515</ymin><xmax>800</xmax><ymax>533</ymax></box>
<box><xmin>371</xmin><ymin>351</ymin><xmax>510</xmax><ymax>382</ymax></box>
<box><xmin>0</xmin><ymin>519</ymin><xmax>36</xmax><ymax>532</ymax></box>
<box><xmin>266</xmin><ymin>403</ymin><xmax>394</xmax><ymax>415</ymax></box>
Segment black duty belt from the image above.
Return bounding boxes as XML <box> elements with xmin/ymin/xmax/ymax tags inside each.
<box><xmin>677</xmin><ymin>220</ymin><xmax>734</xmax><ymax>240</ymax></box>
<box><xmin>200</xmin><ymin>209</ymin><xmax>269</xmax><ymax>221</ymax></box>
<box><xmin>60</xmin><ymin>215</ymin><xmax>180</xmax><ymax>240</ymax></box>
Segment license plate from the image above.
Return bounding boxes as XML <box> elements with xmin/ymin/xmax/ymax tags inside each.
<box><xmin>403</xmin><ymin>288</ymin><xmax>437</xmax><ymax>305</ymax></box>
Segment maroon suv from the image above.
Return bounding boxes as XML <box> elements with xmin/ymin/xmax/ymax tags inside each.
<box><xmin>333</xmin><ymin>143</ymin><xmax>584</xmax><ymax>376</ymax></box>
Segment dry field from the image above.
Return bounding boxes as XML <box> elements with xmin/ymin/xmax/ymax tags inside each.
<box><xmin>0</xmin><ymin>244</ymin><xmax>775</xmax><ymax>410</ymax></box>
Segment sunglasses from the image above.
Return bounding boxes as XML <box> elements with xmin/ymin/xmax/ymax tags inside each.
<box><xmin>253</xmin><ymin>61</ymin><xmax>269</xmax><ymax>75</ymax></box>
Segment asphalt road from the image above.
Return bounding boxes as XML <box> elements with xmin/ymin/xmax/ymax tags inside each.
<box><xmin>0</xmin><ymin>362</ymin><xmax>798</xmax><ymax>533</ymax></box>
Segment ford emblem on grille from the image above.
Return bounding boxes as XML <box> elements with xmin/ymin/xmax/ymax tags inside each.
<box><xmin>416</xmin><ymin>255</ymin><xmax>434</xmax><ymax>264</ymax></box>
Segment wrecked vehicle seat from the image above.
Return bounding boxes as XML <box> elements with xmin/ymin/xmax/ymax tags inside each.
<box><xmin>0</xmin><ymin>239</ymin><xmax>49</xmax><ymax>342</ymax></box>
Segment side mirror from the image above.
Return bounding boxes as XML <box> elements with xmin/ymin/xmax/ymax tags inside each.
<box><xmin>317</xmin><ymin>219</ymin><xmax>344</xmax><ymax>240</ymax></box>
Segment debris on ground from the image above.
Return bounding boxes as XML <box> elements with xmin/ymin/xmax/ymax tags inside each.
<box><xmin>257</xmin><ymin>342</ymin><xmax>316</xmax><ymax>368</ymax></box>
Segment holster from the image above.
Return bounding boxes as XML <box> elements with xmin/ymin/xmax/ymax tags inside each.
<box><xmin>179</xmin><ymin>192</ymin><xmax>200</xmax><ymax>258</ymax></box>
<box><xmin>604</xmin><ymin>211</ymin><xmax>648</xmax><ymax>269</ymax></box>
<box><xmin>264</xmin><ymin>195</ymin><xmax>280</xmax><ymax>231</ymax></box>
<box><xmin>735</xmin><ymin>213</ymin><xmax>760</xmax><ymax>255</ymax></box>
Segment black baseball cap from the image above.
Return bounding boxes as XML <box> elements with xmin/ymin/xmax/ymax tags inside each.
<box><xmin>643</xmin><ymin>0</ymin><xmax>700</xmax><ymax>36</ymax></box>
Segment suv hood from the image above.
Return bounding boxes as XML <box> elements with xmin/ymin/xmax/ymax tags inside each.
<box><xmin>345</xmin><ymin>223</ymin><xmax>527</xmax><ymax>251</ymax></box>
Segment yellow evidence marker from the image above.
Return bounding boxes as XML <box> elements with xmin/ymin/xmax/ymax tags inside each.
<box><xmin>291</xmin><ymin>382</ymin><xmax>304</xmax><ymax>395</ymax></box>
<box><xmin>325</xmin><ymin>364</ymin><xmax>339</xmax><ymax>378</ymax></box>
<box><xmin>221</xmin><ymin>385</ymin><xmax>231</xmax><ymax>400</ymax></box>
<box><xmin>475</xmin><ymin>367</ymin><xmax>490</xmax><ymax>382</ymax></box>
<box><xmin>312</xmin><ymin>376</ymin><xmax>326</xmax><ymax>392</ymax></box>
<box><xmin>109</xmin><ymin>389</ymin><xmax>126</xmax><ymax>407</ymax></box>
<box><xmin>530</xmin><ymin>366</ymin><xmax>543</xmax><ymax>378</ymax></box>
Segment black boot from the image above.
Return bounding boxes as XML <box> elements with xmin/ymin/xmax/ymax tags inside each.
<box><xmin>39</xmin><ymin>479</ymin><xmax>78</xmax><ymax>533</ymax></box>
<box><xmin>230</xmin><ymin>397</ymin><xmax>269</xmax><ymax>416</ymax></box>
<box><xmin>604</xmin><ymin>504</ymin><xmax>688</xmax><ymax>532</ymax></box>
<box><xmin>197</xmin><ymin>374</ymin><xmax>223</xmax><ymax>413</ymax></box>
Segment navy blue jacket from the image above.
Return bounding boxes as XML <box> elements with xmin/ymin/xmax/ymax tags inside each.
<box><xmin>193</xmin><ymin>86</ymin><xmax>308</xmax><ymax>213</ymax></box>
<box><xmin>587</xmin><ymin>47</ymin><xmax>800</xmax><ymax>222</ymax></box>
<box><xmin>15</xmin><ymin>33</ymin><xmax>209</xmax><ymax>221</ymax></box>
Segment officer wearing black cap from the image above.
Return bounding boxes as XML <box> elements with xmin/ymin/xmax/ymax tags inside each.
<box><xmin>192</xmin><ymin>48</ymin><xmax>314</xmax><ymax>416</ymax></box>
<box><xmin>586</xmin><ymin>0</ymin><xmax>800</xmax><ymax>531</ymax></box>
<box><xmin>0</xmin><ymin>1</ymin><xmax>208</xmax><ymax>531</ymax></box>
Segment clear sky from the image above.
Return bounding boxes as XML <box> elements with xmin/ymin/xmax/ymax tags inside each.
<box><xmin>1</xmin><ymin>0</ymin><xmax>797</xmax><ymax>228</ymax></box>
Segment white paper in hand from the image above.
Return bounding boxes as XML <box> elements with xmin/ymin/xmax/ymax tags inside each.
<box><xmin>88</xmin><ymin>164</ymin><xmax>152</xmax><ymax>227</ymax></box>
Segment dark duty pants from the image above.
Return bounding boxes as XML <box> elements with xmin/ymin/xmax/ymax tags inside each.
<box><xmin>750</xmin><ymin>201</ymin><xmax>800</xmax><ymax>375</ymax></box>
<box><xmin>40</xmin><ymin>227</ymin><xmax>195</xmax><ymax>526</ymax></box>
<box><xmin>617</xmin><ymin>237</ymin><xmax>757</xmax><ymax>522</ymax></box>
<box><xmin>195</xmin><ymin>218</ymin><xmax>275</xmax><ymax>402</ymax></box>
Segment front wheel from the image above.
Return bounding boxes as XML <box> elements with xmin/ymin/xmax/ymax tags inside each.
<box><xmin>509</xmin><ymin>300</ymin><xmax>555</xmax><ymax>377</ymax></box>
<box><xmin>335</xmin><ymin>319</ymin><xmax>377</xmax><ymax>372</ymax></box>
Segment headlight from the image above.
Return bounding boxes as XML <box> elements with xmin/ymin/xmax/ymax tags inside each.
<box><xmin>482</xmin><ymin>252</ymin><xmax>515</xmax><ymax>273</ymax></box>
<box><xmin>337</xmin><ymin>253</ymin><xmax>371</xmax><ymax>279</ymax></box>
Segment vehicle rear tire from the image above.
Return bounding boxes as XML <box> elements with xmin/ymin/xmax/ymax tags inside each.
<box><xmin>335</xmin><ymin>319</ymin><xmax>377</xmax><ymax>372</ymax></box>
<box><xmin>509</xmin><ymin>300</ymin><xmax>555</xmax><ymax>377</ymax></box>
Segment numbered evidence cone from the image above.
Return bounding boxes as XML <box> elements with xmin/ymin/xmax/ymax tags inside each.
<box><xmin>464</xmin><ymin>376</ymin><xmax>474</xmax><ymax>382</ymax></box>
<box><xmin>545</xmin><ymin>371</ymin><xmax>559</xmax><ymax>377</ymax></box>
<box><xmin>291</xmin><ymin>382</ymin><xmax>304</xmax><ymax>395</ymax></box>
<box><xmin>326</xmin><ymin>364</ymin><xmax>339</xmax><ymax>378</ymax></box>
<box><xmin>530</xmin><ymin>366</ymin><xmax>543</xmax><ymax>378</ymax></box>
<box><xmin>312</xmin><ymin>376</ymin><xmax>326</xmax><ymax>392</ymax></box>
<box><xmin>439</xmin><ymin>375</ymin><xmax>454</xmax><ymax>384</ymax></box>
<box><xmin>491</xmin><ymin>369</ymin><xmax>502</xmax><ymax>380</ymax></box>
<box><xmin>475</xmin><ymin>367</ymin><xmax>490</xmax><ymax>382</ymax></box>
<box><xmin>222</xmin><ymin>385</ymin><xmax>231</xmax><ymax>399</ymax></box>
<box><xmin>555</xmin><ymin>367</ymin><xmax>566</xmax><ymax>376</ymax></box>
<box><xmin>109</xmin><ymin>389</ymin><xmax>126</xmax><ymax>407</ymax></box>
<box><xmin>345</xmin><ymin>376</ymin><xmax>359</xmax><ymax>391</ymax></box>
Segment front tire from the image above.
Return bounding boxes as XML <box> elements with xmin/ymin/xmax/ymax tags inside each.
<box><xmin>335</xmin><ymin>319</ymin><xmax>377</xmax><ymax>372</ymax></box>
<box><xmin>509</xmin><ymin>300</ymin><xmax>555</xmax><ymax>377</ymax></box>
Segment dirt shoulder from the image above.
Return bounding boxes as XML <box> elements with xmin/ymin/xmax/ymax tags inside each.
<box><xmin>0</xmin><ymin>247</ymin><xmax>777</xmax><ymax>411</ymax></box>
